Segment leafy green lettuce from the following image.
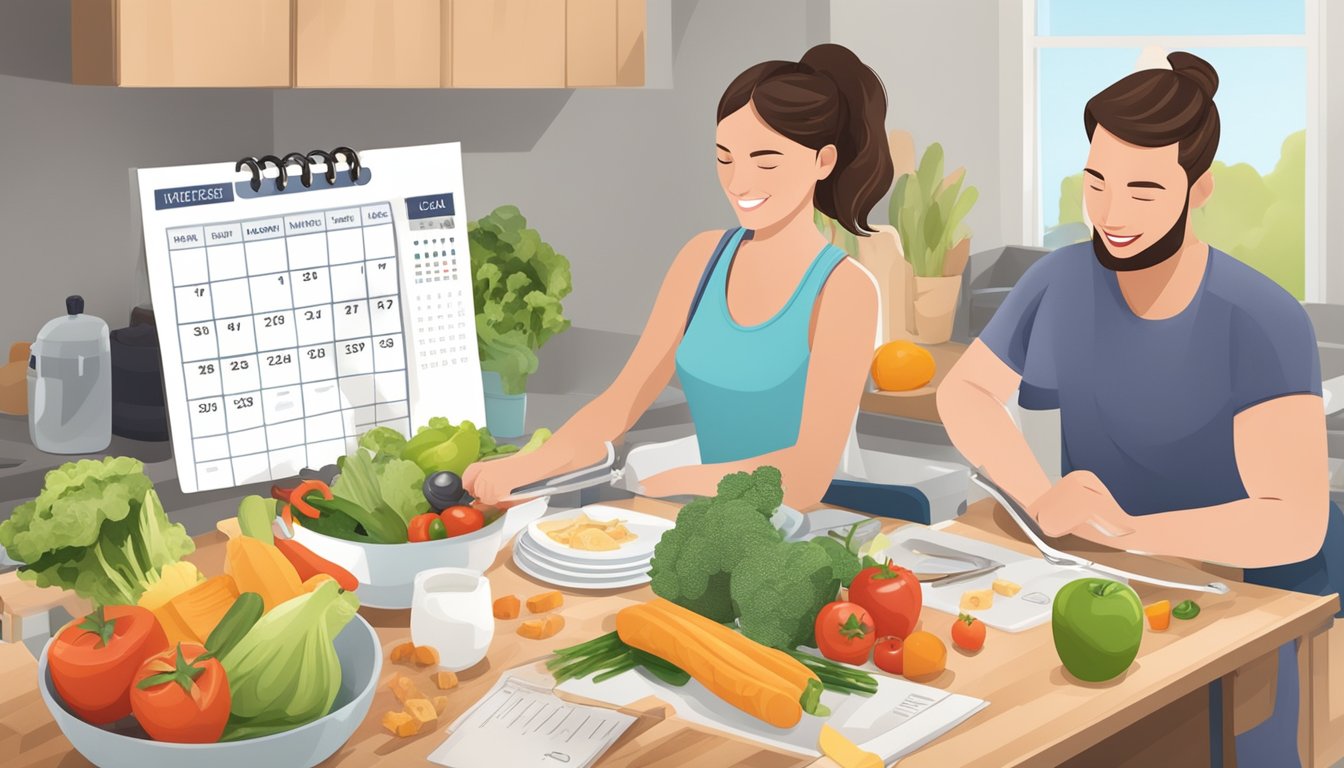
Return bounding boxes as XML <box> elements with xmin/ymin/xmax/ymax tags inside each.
<box><xmin>469</xmin><ymin>205</ymin><xmax>573</xmax><ymax>395</ymax></box>
<box><xmin>0</xmin><ymin>457</ymin><xmax>194</xmax><ymax>606</ymax></box>
<box><xmin>330</xmin><ymin>449</ymin><xmax>428</xmax><ymax>527</ymax></box>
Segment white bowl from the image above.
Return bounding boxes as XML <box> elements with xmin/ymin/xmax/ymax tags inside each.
<box><xmin>291</xmin><ymin>496</ymin><xmax>550</xmax><ymax>608</ymax></box>
<box><xmin>39</xmin><ymin>614</ymin><xmax>381</xmax><ymax>768</ymax></box>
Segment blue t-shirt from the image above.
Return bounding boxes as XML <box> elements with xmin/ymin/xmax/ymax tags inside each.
<box><xmin>980</xmin><ymin>242</ymin><xmax>1322</xmax><ymax>517</ymax></box>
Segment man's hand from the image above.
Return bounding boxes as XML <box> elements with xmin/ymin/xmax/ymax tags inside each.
<box><xmin>1029</xmin><ymin>470</ymin><xmax>1136</xmax><ymax>539</ymax></box>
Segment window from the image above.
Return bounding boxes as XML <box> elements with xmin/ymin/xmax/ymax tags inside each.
<box><xmin>1025</xmin><ymin>0</ymin><xmax>1323</xmax><ymax>300</ymax></box>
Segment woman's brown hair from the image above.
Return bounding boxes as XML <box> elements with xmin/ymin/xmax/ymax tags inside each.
<box><xmin>1084</xmin><ymin>51</ymin><xmax>1221</xmax><ymax>183</ymax></box>
<box><xmin>718</xmin><ymin>43</ymin><xmax>893</xmax><ymax>237</ymax></box>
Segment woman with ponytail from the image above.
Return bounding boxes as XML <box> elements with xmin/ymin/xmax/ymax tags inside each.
<box><xmin>466</xmin><ymin>44</ymin><xmax>892</xmax><ymax>509</ymax></box>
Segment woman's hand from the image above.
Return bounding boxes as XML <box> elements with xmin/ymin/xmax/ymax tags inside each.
<box><xmin>1029</xmin><ymin>470</ymin><xmax>1136</xmax><ymax>540</ymax></box>
<box><xmin>462</xmin><ymin>452</ymin><xmax>545</xmax><ymax>506</ymax></box>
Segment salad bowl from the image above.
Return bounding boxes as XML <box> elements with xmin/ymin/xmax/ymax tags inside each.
<box><xmin>38</xmin><ymin>614</ymin><xmax>381</xmax><ymax>768</ymax></box>
<box><xmin>291</xmin><ymin>496</ymin><xmax>550</xmax><ymax>608</ymax></box>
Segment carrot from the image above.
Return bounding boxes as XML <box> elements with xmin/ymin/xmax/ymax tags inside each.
<box><xmin>272</xmin><ymin>537</ymin><xmax>359</xmax><ymax>591</ymax></box>
<box><xmin>1145</xmin><ymin>600</ymin><xmax>1172</xmax><ymax>631</ymax></box>
<box><xmin>643</xmin><ymin>598</ymin><xmax>817</xmax><ymax>693</ymax></box>
<box><xmin>526</xmin><ymin>591</ymin><xmax>564</xmax><ymax>614</ymax></box>
<box><xmin>615</xmin><ymin>601</ymin><xmax>805</xmax><ymax>728</ymax></box>
<box><xmin>493</xmin><ymin>595</ymin><xmax>521</xmax><ymax>620</ymax></box>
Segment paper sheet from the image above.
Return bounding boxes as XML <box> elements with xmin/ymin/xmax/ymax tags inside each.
<box><xmin>430</xmin><ymin>674</ymin><xmax>636</xmax><ymax>768</ymax></box>
<box><xmin>557</xmin><ymin>665</ymin><xmax>985</xmax><ymax>763</ymax></box>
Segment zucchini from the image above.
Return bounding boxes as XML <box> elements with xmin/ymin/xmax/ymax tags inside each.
<box><xmin>205</xmin><ymin>591</ymin><xmax>264</xmax><ymax>657</ymax></box>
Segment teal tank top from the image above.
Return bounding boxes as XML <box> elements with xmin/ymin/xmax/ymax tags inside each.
<box><xmin>675</xmin><ymin>228</ymin><xmax>850</xmax><ymax>464</ymax></box>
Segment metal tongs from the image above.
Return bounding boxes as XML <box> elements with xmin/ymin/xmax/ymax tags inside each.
<box><xmin>499</xmin><ymin>441</ymin><xmax>627</xmax><ymax>503</ymax></box>
<box><xmin>971</xmin><ymin>470</ymin><xmax>1230</xmax><ymax>595</ymax></box>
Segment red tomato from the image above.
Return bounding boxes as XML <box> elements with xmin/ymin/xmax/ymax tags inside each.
<box><xmin>407</xmin><ymin>512</ymin><xmax>439</xmax><ymax>542</ymax></box>
<box><xmin>440</xmin><ymin>505</ymin><xmax>485</xmax><ymax>537</ymax></box>
<box><xmin>49</xmin><ymin>606</ymin><xmax>169</xmax><ymax>724</ymax></box>
<box><xmin>848</xmin><ymin>561</ymin><xmax>922</xmax><ymax>639</ymax></box>
<box><xmin>814</xmin><ymin>601</ymin><xmax>877</xmax><ymax>665</ymax></box>
<box><xmin>130</xmin><ymin>643</ymin><xmax>230</xmax><ymax>743</ymax></box>
<box><xmin>951</xmin><ymin>612</ymin><xmax>986</xmax><ymax>652</ymax></box>
<box><xmin>873</xmin><ymin>638</ymin><xmax>904</xmax><ymax>675</ymax></box>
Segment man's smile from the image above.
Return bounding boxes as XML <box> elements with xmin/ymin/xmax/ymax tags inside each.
<box><xmin>1100</xmin><ymin>228</ymin><xmax>1141</xmax><ymax>248</ymax></box>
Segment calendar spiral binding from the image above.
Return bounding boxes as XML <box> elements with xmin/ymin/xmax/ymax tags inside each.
<box><xmin>234</xmin><ymin>146</ymin><xmax>362</xmax><ymax>193</ymax></box>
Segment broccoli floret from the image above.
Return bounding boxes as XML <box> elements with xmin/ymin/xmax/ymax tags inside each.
<box><xmin>730</xmin><ymin>540</ymin><xmax>842</xmax><ymax>649</ymax></box>
<box><xmin>648</xmin><ymin>497</ymin><xmax>782</xmax><ymax>622</ymax></box>
<box><xmin>714</xmin><ymin>465</ymin><xmax>785</xmax><ymax>518</ymax></box>
<box><xmin>813</xmin><ymin>536</ymin><xmax>862</xmax><ymax>588</ymax></box>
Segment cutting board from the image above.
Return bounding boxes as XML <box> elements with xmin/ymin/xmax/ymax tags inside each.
<box><xmin>879</xmin><ymin>526</ymin><xmax>1125</xmax><ymax>633</ymax></box>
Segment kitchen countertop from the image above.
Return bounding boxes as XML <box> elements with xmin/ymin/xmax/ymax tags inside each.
<box><xmin>0</xmin><ymin>497</ymin><xmax>1337</xmax><ymax>767</ymax></box>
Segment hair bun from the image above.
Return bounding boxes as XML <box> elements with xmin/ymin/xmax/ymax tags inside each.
<box><xmin>1167</xmin><ymin>51</ymin><xmax>1218</xmax><ymax>99</ymax></box>
<box><xmin>799</xmin><ymin>43</ymin><xmax>864</xmax><ymax>81</ymax></box>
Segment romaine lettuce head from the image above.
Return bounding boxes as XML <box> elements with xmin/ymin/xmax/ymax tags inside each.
<box><xmin>0</xmin><ymin>458</ymin><xmax>193</xmax><ymax>606</ymax></box>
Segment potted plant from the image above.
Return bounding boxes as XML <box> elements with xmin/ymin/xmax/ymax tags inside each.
<box><xmin>468</xmin><ymin>205</ymin><xmax>573</xmax><ymax>437</ymax></box>
<box><xmin>888</xmin><ymin>140</ymin><xmax>978</xmax><ymax>344</ymax></box>
<box><xmin>814</xmin><ymin>210</ymin><xmax>913</xmax><ymax>345</ymax></box>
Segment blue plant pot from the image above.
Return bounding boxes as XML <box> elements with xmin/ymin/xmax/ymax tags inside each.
<box><xmin>482</xmin><ymin>370</ymin><xmax>526</xmax><ymax>438</ymax></box>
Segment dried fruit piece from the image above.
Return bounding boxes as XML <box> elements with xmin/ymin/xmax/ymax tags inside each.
<box><xmin>992</xmin><ymin>579</ymin><xmax>1022</xmax><ymax>597</ymax></box>
<box><xmin>542</xmin><ymin>614</ymin><xmax>565</xmax><ymax>638</ymax></box>
<box><xmin>382</xmin><ymin>710</ymin><xmax>419</xmax><ymax>737</ymax></box>
<box><xmin>518</xmin><ymin>619</ymin><xmax>546</xmax><ymax>639</ymax></box>
<box><xmin>390</xmin><ymin>642</ymin><xmax>416</xmax><ymax>663</ymax></box>
<box><xmin>432</xmin><ymin>695</ymin><xmax>450</xmax><ymax>716</ymax></box>
<box><xmin>526</xmin><ymin>591</ymin><xmax>564</xmax><ymax>614</ymax></box>
<box><xmin>493</xmin><ymin>595</ymin><xmax>521</xmax><ymax>620</ymax></box>
<box><xmin>405</xmin><ymin>698</ymin><xmax>438</xmax><ymax>727</ymax></box>
<box><xmin>413</xmin><ymin>645</ymin><xmax>441</xmax><ymax>667</ymax></box>
<box><xmin>390</xmin><ymin>675</ymin><xmax>424</xmax><ymax>704</ymax></box>
<box><xmin>433</xmin><ymin>670</ymin><xmax>459</xmax><ymax>690</ymax></box>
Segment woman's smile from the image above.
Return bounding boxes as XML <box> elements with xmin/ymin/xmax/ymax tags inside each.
<box><xmin>736</xmin><ymin>195</ymin><xmax>769</xmax><ymax>210</ymax></box>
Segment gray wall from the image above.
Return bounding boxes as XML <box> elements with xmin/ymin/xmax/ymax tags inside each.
<box><xmin>271</xmin><ymin>0</ymin><xmax>830</xmax><ymax>335</ymax></box>
<box><xmin>0</xmin><ymin>2</ymin><xmax>273</xmax><ymax>344</ymax></box>
<box><xmin>830</xmin><ymin>0</ymin><xmax>1003</xmax><ymax>253</ymax></box>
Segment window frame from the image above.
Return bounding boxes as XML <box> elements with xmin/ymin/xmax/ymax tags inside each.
<box><xmin>1014</xmin><ymin>0</ymin><xmax>1327</xmax><ymax>301</ymax></box>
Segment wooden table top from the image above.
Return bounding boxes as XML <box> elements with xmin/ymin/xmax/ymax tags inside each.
<box><xmin>859</xmin><ymin>342</ymin><xmax>966</xmax><ymax>423</ymax></box>
<box><xmin>1</xmin><ymin>497</ymin><xmax>1337</xmax><ymax>768</ymax></box>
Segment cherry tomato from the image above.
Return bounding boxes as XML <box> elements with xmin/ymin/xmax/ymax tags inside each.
<box><xmin>131</xmin><ymin>643</ymin><xmax>230</xmax><ymax>743</ymax></box>
<box><xmin>407</xmin><ymin>512</ymin><xmax>439</xmax><ymax>543</ymax></box>
<box><xmin>49</xmin><ymin>605</ymin><xmax>169</xmax><ymax>725</ymax></box>
<box><xmin>848</xmin><ymin>561</ymin><xmax>923</xmax><ymax>639</ymax></box>
<box><xmin>440</xmin><ymin>505</ymin><xmax>485</xmax><ymax>537</ymax></box>
<box><xmin>951</xmin><ymin>612</ymin><xmax>986</xmax><ymax>652</ymax></box>
<box><xmin>873</xmin><ymin>638</ymin><xmax>904</xmax><ymax>676</ymax></box>
<box><xmin>814</xmin><ymin>601</ymin><xmax>876</xmax><ymax>665</ymax></box>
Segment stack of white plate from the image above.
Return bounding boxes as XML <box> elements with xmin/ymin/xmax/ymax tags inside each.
<box><xmin>512</xmin><ymin>505</ymin><xmax>674</xmax><ymax>590</ymax></box>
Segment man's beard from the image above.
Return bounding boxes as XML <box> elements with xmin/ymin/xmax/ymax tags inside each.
<box><xmin>1092</xmin><ymin>194</ymin><xmax>1190</xmax><ymax>272</ymax></box>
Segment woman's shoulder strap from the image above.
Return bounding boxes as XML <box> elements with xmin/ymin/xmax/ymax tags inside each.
<box><xmin>685</xmin><ymin>227</ymin><xmax>746</xmax><ymax>333</ymax></box>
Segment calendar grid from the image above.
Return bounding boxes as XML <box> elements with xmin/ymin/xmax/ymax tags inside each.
<box><xmin>168</xmin><ymin>202</ymin><xmax>412</xmax><ymax>490</ymax></box>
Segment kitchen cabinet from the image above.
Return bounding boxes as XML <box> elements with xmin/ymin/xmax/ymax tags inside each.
<box><xmin>566</xmin><ymin>0</ymin><xmax>646</xmax><ymax>87</ymax></box>
<box><xmin>71</xmin><ymin>0</ymin><xmax>291</xmax><ymax>87</ymax></box>
<box><xmin>449</xmin><ymin>0</ymin><xmax>567</xmax><ymax>87</ymax></box>
<box><xmin>294</xmin><ymin>0</ymin><xmax>443</xmax><ymax>88</ymax></box>
<box><xmin>71</xmin><ymin>0</ymin><xmax>646</xmax><ymax>88</ymax></box>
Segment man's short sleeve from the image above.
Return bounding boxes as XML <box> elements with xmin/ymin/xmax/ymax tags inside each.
<box><xmin>978</xmin><ymin>254</ymin><xmax>1055</xmax><ymax>375</ymax></box>
<box><xmin>1231</xmin><ymin>290</ymin><xmax>1323</xmax><ymax>413</ymax></box>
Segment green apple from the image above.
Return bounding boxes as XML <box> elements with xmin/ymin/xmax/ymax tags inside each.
<box><xmin>1052</xmin><ymin>578</ymin><xmax>1143</xmax><ymax>682</ymax></box>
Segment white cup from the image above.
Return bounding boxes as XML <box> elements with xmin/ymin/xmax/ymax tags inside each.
<box><xmin>410</xmin><ymin>567</ymin><xmax>495</xmax><ymax>672</ymax></box>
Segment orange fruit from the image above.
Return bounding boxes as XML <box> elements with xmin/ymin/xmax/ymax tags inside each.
<box><xmin>901</xmin><ymin>631</ymin><xmax>947</xmax><ymax>680</ymax></box>
<box><xmin>871</xmin><ymin>341</ymin><xmax>936</xmax><ymax>392</ymax></box>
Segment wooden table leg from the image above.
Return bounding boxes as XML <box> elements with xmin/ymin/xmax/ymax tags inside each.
<box><xmin>1298</xmin><ymin>623</ymin><xmax>1333</xmax><ymax>768</ymax></box>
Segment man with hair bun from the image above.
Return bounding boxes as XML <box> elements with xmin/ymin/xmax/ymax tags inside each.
<box><xmin>940</xmin><ymin>51</ymin><xmax>1339</xmax><ymax>764</ymax></box>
